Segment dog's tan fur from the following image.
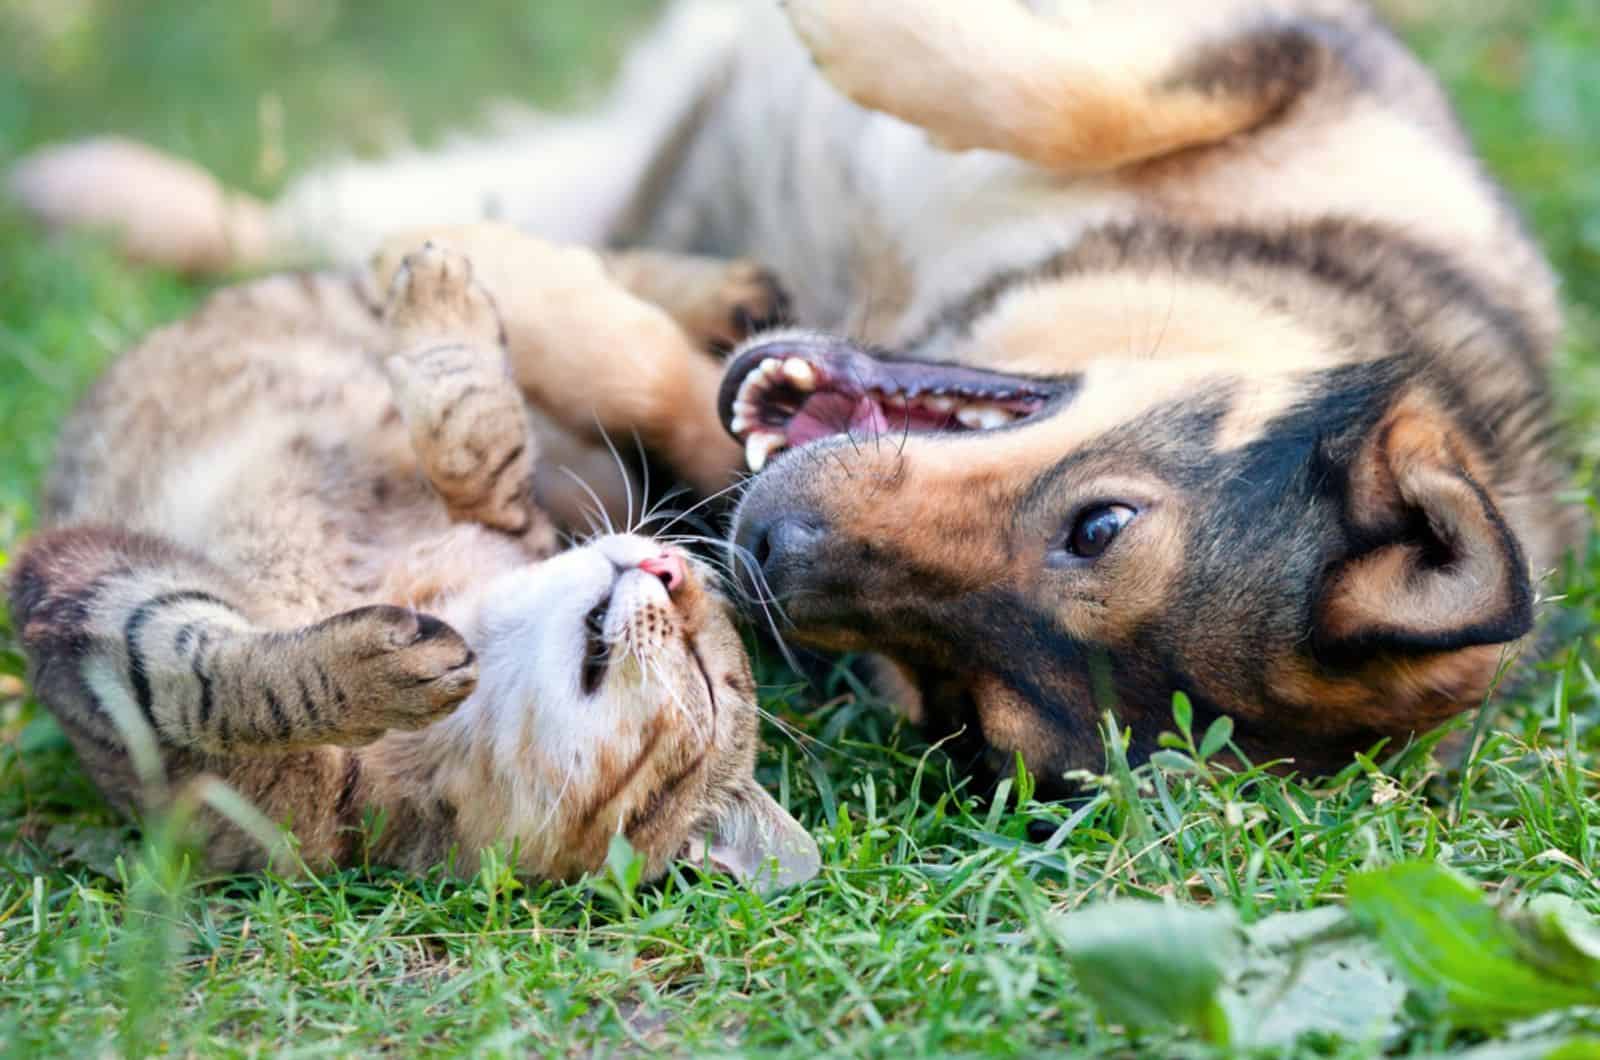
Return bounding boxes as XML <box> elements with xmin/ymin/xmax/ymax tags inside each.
<box><xmin>11</xmin><ymin>0</ymin><xmax>1582</xmax><ymax>788</ymax></box>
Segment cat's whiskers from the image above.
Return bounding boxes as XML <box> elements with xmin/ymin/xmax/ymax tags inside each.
<box><xmin>647</xmin><ymin>653</ymin><xmax>707</xmax><ymax>745</ymax></box>
<box><xmin>637</xmin><ymin>475</ymin><xmax>751</xmax><ymax>540</ymax></box>
<box><xmin>566</xmin><ymin>441</ymin><xmax>816</xmax><ymax>770</ymax></box>
<box><xmin>534</xmin><ymin>750</ymin><xmax>579</xmax><ymax>843</ymax></box>
<box><xmin>558</xmin><ymin>466</ymin><xmax>618</xmax><ymax>538</ymax></box>
<box><xmin>648</xmin><ymin>530</ymin><xmax>803</xmax><ymax>675</ymax></box>
<box><xmin>593</xmin><ymin>422</ymin><xmax>637</xmax><ymax>533</ymax></box>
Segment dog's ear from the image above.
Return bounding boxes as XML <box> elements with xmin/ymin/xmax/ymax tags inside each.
<box><xmin>681</xmin><ymin>779</ymin><xmax>820</xmax><ymax>892</ymax></box>
<box><xmin>1316</xmin><ymin>395</ymin><xmax>1533</xmax><ymax>660</ymax></box>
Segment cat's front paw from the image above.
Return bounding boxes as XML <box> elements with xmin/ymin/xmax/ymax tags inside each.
<box><xmin>312</xmin><ymin>605</ymin><xmax>478</xmax><ymax>743</ymax></box>
<box><xmin>383</xmin><ymin>243</ymin><xmax>505</xmax><ymax>349</ymax></box>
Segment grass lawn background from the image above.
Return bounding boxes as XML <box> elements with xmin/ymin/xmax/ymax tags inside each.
<box><xmin>0</xmin><ymin>0</ymin><xmax>1597</xmax><ymax>1055</ymax></box>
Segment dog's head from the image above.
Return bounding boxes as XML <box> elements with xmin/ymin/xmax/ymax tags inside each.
<box><xmin>719</xmin><ymin>230</ymin><xmax>1557</xmax><ymax>789</ymax></box>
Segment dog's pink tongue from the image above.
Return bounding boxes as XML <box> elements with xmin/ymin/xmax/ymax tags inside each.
<box><xmin>849</xmin><ymin>396</ymin><xmax>890</xmax><ymax>435</ymax></box>
<box><xmin>787</xmin><ymin>393</ymin><xmax>890</xmax><ymax>446</ymax></box>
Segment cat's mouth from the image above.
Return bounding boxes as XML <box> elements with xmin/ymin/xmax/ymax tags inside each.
<box><xmin>580</xmin><ymin>594</ymin><xmax>613</xmax><ymax>695</ymax></box>
<box><xmin>574</xmin><ymin>547</ymin><xmax>714</xmax><ymax>708</ymax></box>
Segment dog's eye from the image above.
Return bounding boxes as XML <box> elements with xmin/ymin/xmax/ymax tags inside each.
<box><xmin>1066</xmin><ymin>504</ymin><xmax>1136</xmax><ymax>559</ymax></box>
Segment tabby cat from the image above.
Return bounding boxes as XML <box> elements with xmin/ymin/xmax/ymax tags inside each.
<box><xmin>9</xmin><ymin>235</ymin><xmax>818</xmax><ymax>887</ymax></box>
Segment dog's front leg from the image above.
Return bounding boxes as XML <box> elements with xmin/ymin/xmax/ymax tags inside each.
<box><xmin>784</xmin><ymin>0</ymin><xmax>1324</xmax><ymax>173</ymax></box>
<box><xmin>603</xmin><ymin>251</ymin><xmax>789</xmax><ymax>353</ymax></box>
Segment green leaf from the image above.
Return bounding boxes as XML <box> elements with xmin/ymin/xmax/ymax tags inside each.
<box><xmin>1171</xmin><ymin>691</ymin><xmax>1193</xmax><ymax>742</ymax></box>
<box><xmin>1148</xmin><ymin>750</ymin><xmax>1199</xmax><ymax>774</ymax></box>
<box><xmin>1055</xmin><ymin>902</ymin><xmax>1405</xmax><ymax>1050</ymax></box>
<box><xmin>1228</xmin><ymin>907</ymin><xmax>1406</xmax><ymax>1049</ymax></box>
<box><xmin>1053</xmin><ymin>901</ymin><xmax>1239</xmax><ymax>1044</ymax></box>
<box><xmin>1511</xmin><ymin>895</ymin><xmax>1600</xmax><ymax>988</ymax></box>
<box><xmin>1199</xmin><ymin>715</ymin><xmax>1234</xmax><ymax>760</ymax></box>
<box><xmin>606</xmin><ymin>833</ymin><xmax>644</xmax><ymax>894</ymax></box>
<box><xmin>1416</xmin><ymin>1037</ymin><xmax>1600</xmax><ymax>1060</ymax></box>
<box><xmin>595</xmin><ymin>833</ymin><xmax>646</xmax><ymax>916</ymax></box>
<box><xmin>1347</xmin><ymin>863</ymin><xmax>1600</xmax><ymax>1027</ymax></box>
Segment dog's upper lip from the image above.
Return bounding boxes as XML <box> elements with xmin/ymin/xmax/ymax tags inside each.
<box><xmin>718</xmin><ymin>336</ymin><xmax>1070</xmax><ymax>472</ymax></box>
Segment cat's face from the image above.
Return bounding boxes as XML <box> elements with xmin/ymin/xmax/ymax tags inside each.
<box><xmin>445</xmin><ymin>534</ymin><xmax>817</xmax><ymax>887</ymax></box>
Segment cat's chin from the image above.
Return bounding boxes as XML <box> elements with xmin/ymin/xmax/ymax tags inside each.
<box><xmin>417</xmin><ymin>535</ymin><xmax>739</xmax><ymax>863</ymax></box>
<box><xmin>443</xmin><ymin>533</ymin><xmax>721</xmax><ymax>728</ymax></box>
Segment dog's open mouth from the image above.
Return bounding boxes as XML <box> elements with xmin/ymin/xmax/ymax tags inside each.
<box><xmin>718</xmin><ymin>338</ymin><xmax>1066</xmax><ymax>472</ymax></box>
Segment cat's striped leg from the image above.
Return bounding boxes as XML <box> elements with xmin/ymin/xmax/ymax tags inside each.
<box><xmin>381</xmin><ymin>243</ymin><xmax>554</xmax><ymax>553</ymax></box>
<box><xmin>9</xmin><ymin>527</ymin><xmax>478</xmax><ymax>758</ymax></box>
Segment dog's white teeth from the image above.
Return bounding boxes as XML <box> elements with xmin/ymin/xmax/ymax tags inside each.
<box><xmin>730</xmin><ymin>411</ymin><xmax>752</xmax><ymax>434</ymax></box>
<box><xmin>745</xmin><ymin>431</ymin><xmax>786</xmax><ymax>472</ymax></box>
<box><xmin>759</xmin><ymin>357</ymin><xmax>784</xmax><ymax>380</ymax></box>
<box><xmin>924</xmin><ymin>396</ymin><xmax>956</xmax><ymax>414</ymax></box>
<box><xmin>955</xmin><ymin>407</ymin><xmax>985</xmax><ymax>429</ymax></box>
<box><xmin>782</xmin><ymin>358</ymin><xmax>816</xmax><ymax>389</ymax></box>
<box><xmin>976</xmin><ymin>407</ymin><xmax>1012</xmax><ymax>429</ymax></box>
<box><xmin>883</xmin><ymin>391</ymin><xmax>908</xmax><ymax>409</ymax></box>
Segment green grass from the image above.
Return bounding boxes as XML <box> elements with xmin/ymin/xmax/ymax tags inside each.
<box><xmin>1</xmin><ymin>1</ymin><xmax>1598</xmax><ymax>1055</ymax></box>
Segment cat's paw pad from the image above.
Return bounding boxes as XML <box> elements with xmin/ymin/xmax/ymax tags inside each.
<box><xmin>384</xmin><ymin>243</ymin><xmax>505</xmax><ymax>348</ymax></box>
<box><xmin>317</xmin><ymin>605</ymin><xmax>478</xmax><ymax>740</ymax></box>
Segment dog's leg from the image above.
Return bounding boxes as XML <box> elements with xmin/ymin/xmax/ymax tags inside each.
<box><xmin>783</xmin><ymin>0</ymin><xmax>1323</xmax><ymax>173</ymax></box>
<box><xmin>375</xmin><ymin>225</ymin><xmax>741</xmax><ymax>496</ymax></box>
<box><xmin>604</xmin><ymin>251</ymin><xmax>790</xmax><ymax>352</ymax></box>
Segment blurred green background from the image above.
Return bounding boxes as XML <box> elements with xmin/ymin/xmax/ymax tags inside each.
<box><xmin>1</xmin><ymin>1</ymin><xmax>1598</xmax><ymax>1055</ymax></box>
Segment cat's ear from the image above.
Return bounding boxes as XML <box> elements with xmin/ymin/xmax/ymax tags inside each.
<box><xmin>682</xmin><ymin>779</ymin><xmax>820</xmax><ymax>891</ymax></box>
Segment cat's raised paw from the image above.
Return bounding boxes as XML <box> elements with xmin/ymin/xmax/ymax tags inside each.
<box><xmin>311</xmin><ymin>604</ymin><xmax>478</xmax><ymax>742</ymax></box>
<box><xmin>384</xmin><ymin>243</ymin><xmax>505</xmax><ymax>348</ymax></box>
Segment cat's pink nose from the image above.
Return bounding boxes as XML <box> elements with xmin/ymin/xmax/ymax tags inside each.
<box><xmin>638</xmin><ymin>552</ymin><xmax>687</xmax><ymax>594</ymax></box>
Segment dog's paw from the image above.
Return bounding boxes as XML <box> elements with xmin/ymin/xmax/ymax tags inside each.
<box><xmin>312</xmin><ymin>605</ymin><xmax>478</xmax><ymax>741</ymax></box>
<box><xmin>784</xmin><ymin>0</ymin><xmax>976</xmax><ymax>133</ymax></box>
<box><xmin>383</xmin><ymin>243</ymin><xmax>505</xmax><ymax>349</ymax></box>
<box><xmin>783</xmin><ymin>0</ymin><xmax>902</xmax><ymax>107</ymax></box>
<box><xmin>705</xmin><ymin>261</ymin><xmax>792</xmax><ymax>350</ymax></box>
<box><xmin>782</xmin><ymin>0</ymin><xmax>850</xmax><ymax>71</ymax></box>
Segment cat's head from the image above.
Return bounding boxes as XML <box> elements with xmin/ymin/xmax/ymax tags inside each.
<box><xmin>442</xmin><ymin>534</ymin><xmax>819</xmax><ymax>888</ymax></box>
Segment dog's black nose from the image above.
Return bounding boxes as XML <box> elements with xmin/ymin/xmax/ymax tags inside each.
<box><xmin>734</xmin><ymin>512</ymin><xmax>825</xmax><ymax>599</ymax></box>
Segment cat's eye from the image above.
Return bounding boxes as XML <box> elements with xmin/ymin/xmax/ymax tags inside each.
<box><xmin>1060</xmin><ymin>504</ymin><xmax>1137</xmax><ymax>561</ymax></box>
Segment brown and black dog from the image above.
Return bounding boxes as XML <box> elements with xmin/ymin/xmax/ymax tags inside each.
<box><xmin>712</xmin><ymin>1</ymin><xmax>1583</xmax><ymax>787</ymax></box>
<box><xmin>11</xmin><ymin>0</ymin><xmax>1584</xmax><ymax>792</ymax></box>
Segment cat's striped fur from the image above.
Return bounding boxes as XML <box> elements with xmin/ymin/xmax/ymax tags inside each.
<box><xmin>11</xmin><ymin>241</ymin><xmax>817</xmax><ymax>885</ymax></box>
